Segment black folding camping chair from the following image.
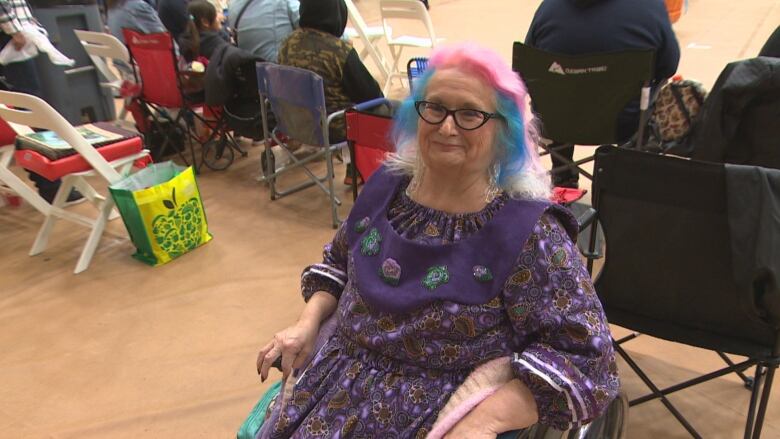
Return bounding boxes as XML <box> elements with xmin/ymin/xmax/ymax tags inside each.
<box><xmin>588</xmin><ymin>145</ymin><xmax>780</xmax><ymax>438</ymax></box>
<box><xmin>512</xmin><ymin>42</ymin><xmax>655</xmax><ymax>183</ymax></box>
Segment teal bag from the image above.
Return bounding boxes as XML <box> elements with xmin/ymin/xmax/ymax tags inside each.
<box><xmin>237</xmin><ymin>381</ymin><xmax>282</xmax><ymax>439</ymax></box>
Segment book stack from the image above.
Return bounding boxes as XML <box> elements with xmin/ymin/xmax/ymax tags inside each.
<box><xmin>15</xmin><ymin>122</ymin><xmax>140</xmax><ymax>161</ymax></box>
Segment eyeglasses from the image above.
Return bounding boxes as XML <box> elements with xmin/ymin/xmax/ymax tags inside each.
<box><xmin>414</xmin><ymin>101</ymin><xmax>501</xmax><ymax>130</ymax></box>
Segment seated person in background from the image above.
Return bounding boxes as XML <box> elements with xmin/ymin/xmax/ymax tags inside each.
<box><xmin>227</xmin><ymin>0</ymin><xmax>299</xmax><ymax>63</ymax></box>
<box><xmin>156</xmin><ymin>0</ymin><xmax>189</xmax><ymax>42</ymax></box>
<box><xmin>178</xmin><ymin>0</ymin><xmax>229</xmax><ymax>62</ymax></box>
<box><xmin>254</xmin><ymin>43</ymin><xmax>618</xmax><ymax>438</ymax></box>
<box><xmin>525</xmin><ymin>0</ymin><xmax>680</xmax><ymax>188</ymax></box>
<box><xmin>106</xmin><ymin>0</ymin><xmax>167</xmax><ymax>75</ymax></box>
<box><xmin>107</xmin><ymin>0</ymin><xmax>167</xmax><ymax>45</ymax></box>
<box><xmin>277</xmin><ymin>0</ymin><xmax>382</xmax><ymax>145</ymax></box>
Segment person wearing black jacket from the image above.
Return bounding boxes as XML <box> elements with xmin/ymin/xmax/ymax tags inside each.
<box><xmin>525</xmin><ymin>0</ymin><xmax>680</xmax><ymax>188</ymax></box>
<box><xmin>277</xmin><ymin>0</ymin><xmax>383</xmax><ymax>144</ymax></box>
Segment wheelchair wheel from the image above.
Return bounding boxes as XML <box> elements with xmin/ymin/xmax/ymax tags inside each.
<box><xmin>202</xmin><ymin>138</ymin><xmax>235</xmax><ymax>171</ymax></box>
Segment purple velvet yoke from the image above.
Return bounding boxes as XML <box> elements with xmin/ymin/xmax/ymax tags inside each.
<box><xmin>260</xmin><ymin>168</ymin><xmax>619</xmax><ymax>438</ymax></box>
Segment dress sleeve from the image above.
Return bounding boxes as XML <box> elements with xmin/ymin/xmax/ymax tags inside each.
<box><xmin>503</xmin><ymin>213</ymin><xmax>619</xmax><ymax>430</ymax></box>
<box><xmin>301</xmin><ymin>221</ymin><xmax>349</xmax><ymax>302</ymax></box>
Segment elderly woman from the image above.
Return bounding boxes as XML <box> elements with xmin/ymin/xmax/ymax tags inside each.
<box><xmin>254</xmin><ymin>43</ymin><xmax>618</xmax><ymax>438</ymax></box>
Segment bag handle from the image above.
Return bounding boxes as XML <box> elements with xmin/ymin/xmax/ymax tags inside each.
<box><xmin>670</xmin><ymin>84</ymin><xmax>696</xmax><ymax>126</ymax></box>
<box><xmin>231</xmin><ymin>0</ymin><xmax>258</xmax><ymax>45</ymax></box>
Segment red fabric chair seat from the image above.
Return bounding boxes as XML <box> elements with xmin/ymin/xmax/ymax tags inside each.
<box><xmin>550</xmin><ymin>186</ymin><xmax>587</xmax><ymax>205</ymax></box>
<box><xmin>14</xmin><ymin>136</ymin><xmax>144</xmax><ymax>181</ymax></box>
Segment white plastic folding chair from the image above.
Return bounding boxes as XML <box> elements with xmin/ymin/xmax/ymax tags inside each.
<box><xmin>0</xmin><ymin>119</ymin><xmax>51</xmax><ymax>214</ymax></box>
<box><xmin>0</xmin><ymin>91</ymin><xmax>149</xmax><ymax>273</ymax></box>
<box><xmin>379</xmin><ymin>0</ymin><xmax>441</xmax><ymax>94</ymax></box>
<box><xmin>343</xmin><ymin>0</ymin><xmax>390</xmax><ymax>84</ymax></box>
<box><xmin>73</xmin><ymin>29</ymin><xmax>132</xmax><ymax>121</ymax></box>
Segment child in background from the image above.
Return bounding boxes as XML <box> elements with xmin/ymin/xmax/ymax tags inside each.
<box><xmin>178</xmin><ymin>0</ymin><xmax>230</xmax><ymax>63</ymax></box>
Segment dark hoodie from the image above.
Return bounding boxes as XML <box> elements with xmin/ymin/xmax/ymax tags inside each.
<box><xmin>299</xmin><ymin>0</ymin><xmax>348</xmax><ymax>38</ymax></box>
<box><xmin>278</xmin><ymin>0</ymin><xmax>382</xmax><ymax>141</ymax></box>
<box><xmin>525</xmin><ymin>0</ymin><xmax>680</xmax><ymax>82</ymax></box>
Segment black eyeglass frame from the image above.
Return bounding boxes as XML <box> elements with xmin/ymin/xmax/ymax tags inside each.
<box><xmin>414</xmin><ymin>100</ymin><xmax>502</xmax><ymax>131</ymax></box>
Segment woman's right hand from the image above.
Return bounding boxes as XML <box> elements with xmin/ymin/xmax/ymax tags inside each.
<box><xmin>256</xmin><ymin>318</ymin><xmax>320</xmax><ymax>382</ymax></box>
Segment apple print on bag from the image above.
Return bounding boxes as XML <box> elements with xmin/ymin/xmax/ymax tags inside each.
<box><xmin>151</xmin><ymin>187</ymin><xmax>204</xmax><ymax>258</ymax></box>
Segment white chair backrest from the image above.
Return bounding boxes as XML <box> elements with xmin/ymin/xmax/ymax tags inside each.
<box><xmin>74</xmin><ymin>29</ymin><xmax>130</xmax><ymax>85</ymax></box>
<box><xmin>344</xmin><ymin>0</ymin><xmax>390</xmax><ymax>78</ymax></box>
<box><xmin>380</xmin><ymin>0</ymin><xmax>436</xmax><ymax>42</ymax></box>
<box><xmin>0</xmin><ymin>91</ymin><xmax>121</xmax><ymax>182</ymax></box>
<box><xmin>74</xmin><ymin>29</ymin><xmax>129</xmax><ymax>63</ymax></box>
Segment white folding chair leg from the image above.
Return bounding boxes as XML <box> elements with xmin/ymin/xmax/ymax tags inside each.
<box><xmin>30</xmin><ymin>175</ymin><xmax>76</xmax><ymax>255</ymax></box>
<box><xmin>0</xmin><ymin>145</ymin><xmax>51</xmax><ymax>215</ymax></box>
<box><xmin>74</xmin><ymin>195</ymin><xmax>114</xmax><ymax>274</ymax></box>
<box><xmin>71</xmin><ymin>176</ymin><xmax>100</xmax><ymax>204</ymax></box>
<box><xmin>383</xmin><ymin>46</ymin><xmax>406</xmax><ymax>94</ymax></box>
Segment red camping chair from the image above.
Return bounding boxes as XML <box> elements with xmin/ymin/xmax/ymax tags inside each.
<box><xmin>345</xmin><ymin>98</ymin><xmax>396</xmax><ymax>201</ymax></box>
<box><xmin>123</xmin><ymin>29</ymin><xmax>243</xmax><ymax>171</ymax></box>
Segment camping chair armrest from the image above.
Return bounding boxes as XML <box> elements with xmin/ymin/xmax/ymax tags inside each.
<box><xmin>327</xmin><ymin>109</ymin><xmax>346</xmax><ymax>127</ymax></box>
<box><xmin>326</xmin><ymin>98</ymin><xmax>393</xmax><ymax>128</ymax></box>
<box><xmin>353</xmin><ymin>97</ymin><xmax>392</xmax><ymax>112</ymax></box>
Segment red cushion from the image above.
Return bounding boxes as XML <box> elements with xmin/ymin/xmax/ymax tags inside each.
<box><xmin>550</xmin><ymin>186</ymin><xmax>587</xmax><ymax>205</ymax></box>
<box><xmin>14</xmin><ymin>137</ymin><xmax>144</xmax><ymax>181</ymax></box>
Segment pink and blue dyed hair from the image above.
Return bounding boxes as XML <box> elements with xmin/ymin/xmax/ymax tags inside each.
<box><xmin>388</xmin><ymin>42</ymin><xmax>550</xmax><ymax>199</ymax></box>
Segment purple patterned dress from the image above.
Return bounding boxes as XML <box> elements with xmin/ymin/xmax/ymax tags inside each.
<box><xmin>263</xmin><ymin>169</ymin><xmax>618</xmax><ymax>438</ymax></box>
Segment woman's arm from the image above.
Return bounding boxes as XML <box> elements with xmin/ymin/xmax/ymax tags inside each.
<box><xmin>300</xmin><ymin>222</ymin><xmax>349</xmax><ymax>302</ymax></box>
<box><xmin>257</xmin><ymin>223</ymin><xmax>349</xmax><ymax>381</ymax></box>
<box><xmin>504</xmin><ymin>212</ymin><xmax>619</xmax><ymax>430</ymax></box>
<box><xmin>257</xmin><ymin>290</ymin><xmax>337</xmax><ymax>381</ymax></box>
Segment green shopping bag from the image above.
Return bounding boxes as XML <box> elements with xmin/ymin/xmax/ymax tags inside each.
<box><xmin>109</xmin><ymin>161</ymin><xmax>212</xmax><ymax>266</ymax></box>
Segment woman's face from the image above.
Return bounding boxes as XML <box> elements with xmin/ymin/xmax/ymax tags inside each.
<box><xmin>416</xmin><ymin>67</ymin><xmax>499</xmax><ymax>178</ymax></box>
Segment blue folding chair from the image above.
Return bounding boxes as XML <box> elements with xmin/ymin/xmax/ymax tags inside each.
<box><xmin>255</xmin><ymin>63</ymin><xmax>345</xmax><ymax>228</ymax></box>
